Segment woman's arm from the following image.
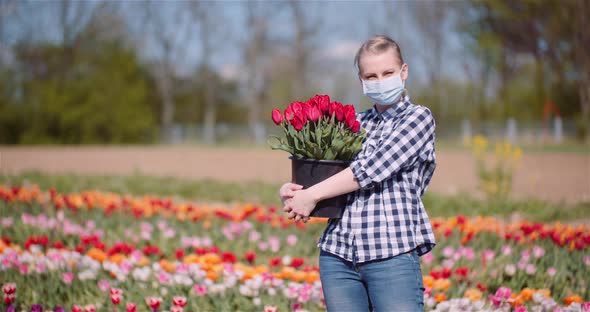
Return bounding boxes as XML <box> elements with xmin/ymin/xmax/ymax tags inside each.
<box><xmin>284</xmin><ymin>167</ymin><xmax>360</xmax><ymax>219</ymax></box>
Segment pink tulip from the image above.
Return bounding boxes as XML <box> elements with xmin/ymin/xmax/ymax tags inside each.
<box><xmin>495</xmin><ymin>286</ymin><xmax>512</xmax><ymax>299</ymax></box>
<box><xmin>193</xmin><ymin>285</ymin><xmax>208</xmax><ymax>296</ymax></box>
<box><xmin>514</xmin><ymin>306</ymin><xmax>527</xmax><ymax>312</ymax></box>
<box><xmin>547</xmin><ymin>267</ymin><xmax>557</xmax><ymax>277</ymax></box>
<box><xmin>482</xmin><ymin>249</ymin><xmax>496</xmax><ymax>261</ymax></box>
<box><xmin>170</xmin><ymin>306</ymin><xmax>183</xmax><ymax>312</ymax></box>
<box><xmin>249</xmin><ymin>231</ymin><xmax>261</xmax><ymax>242</ymax></box>
<box><xmin>62</xmin><ymin>272</ymin><xmax>74</xmax><ymax>284</ymax></box>
<box><xmin>98</xmin><ymin>280</ymin><xmax>110</xmax><ymax>292</ymax></box>
<box><xmin>264</xmin><ymin>306</ymin><xmax>278</xmax><ymax>312</ymax></box>
<box><xmin>18</xmin><ymin>264</ymin><xmax>29</xmax><ymax>274</ymax></box>
<box><xmin>157</xmin><ymin>272</ymin><xmax>171</xmax><ymax>285</ymax></box>
<box><xmin>286</xmin><ymin>235</ymin><xmax>298</xmax><ymax>246</ymax></box>
<box><xmin>524</xmin><ymin>264</ymin><xmax>536</xmax><ymax>274</ymax></box>
<box><xmin>422</xmin><ymin>253</ymin><xmax>434</xmax><ymax>265</ymax></box>
<box><xmin>533</xmin><ymin>246</ymin><xmax>545</xmax><ymax>258</ymax></box>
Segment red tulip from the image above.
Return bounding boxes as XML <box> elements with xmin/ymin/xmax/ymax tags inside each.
<box><xmin>290</xmin><ymin>113</ymin><xmax>306</xmax><ymax>131</ymax></box>
<box><xmin>290</xmin><ymin>101</ymin><xmax>304</xmax><ymax>113</ymax></box>
<box><xmin>111</xmin><ymin>294</ymin><xmax>122</xmax><ymax>305</ymax></box>
<box><xmin>145</xmin><ymin>297</ymin><xmax>162</xmax><ymax>309</ymax></box>
<box><xmin>284</xmin><ymin>106</ymin><xmax>295</xmax><ymax>122</ymax></box>
<box><xmin>126</xmin><ymin>303</ymin><xmax>137</xmax><ymax>312</ymax></box>
<box><xmin>3</xmin><ymin>294</ymin><xmax>15</xmax><ymax>305</ymax></box>
<box><xmin>307</xmin><ymin>105</ymin><xmax>321</xmax><ymax>122</ymax></box>
<box><xmin>317</xmin><ymin>95</ymin><xmax>331</xmax><ymax>114</ymax></box>
<box><xmin>222</xmin><ymin>252</ymin><xmax>237</xmax><ymax>263</ymax></box>
<box><xmin>290</xmin><ymin>257</ymin><xmax>304</xmax><ymax>269</ymax></box>
<box><xmin>84</xmin><ymin>305</ymin><xmax>96</xmax><ymax>312</ymax></box>
<box><xmin>110</xmin><ymin>288</ymin><xmax>123</xmax><ymax>296</ymax></box>
<box><xmin>271</xmin><ymin>109</ymin><xmax>283</xmax><ymax>125</ymax></box>
<box><xmin>2</xmin><ymin>283</ymin><xmax>16</xmax><ymax>294</ymax></box>
<box><xmin>244</xmin><ymin>251</ymin><xmax>257</xmax><ymax>264</ymax></box>
<box><xmin>269</xmin><ymin>257</ymin><xmax>281</xmax><ymax>267</ymax></box>
<box><xmin>329</xmin><ymin>101</ymin><xmax>344</xmax><ymax>121</ymax></box>
<box><xmin>351</xmin><ymin>120</ymin><xmax>361</xmax><ymax>133</ymax></box>
<box><xmin>71</xmin><ymin>305</ymin><xmax>83</xmax><ymax>312</ymax></box>
<box><xmin>172</xmin><ymin>296</ymin><xmax>187</xmax><ymax>307</ymax></box>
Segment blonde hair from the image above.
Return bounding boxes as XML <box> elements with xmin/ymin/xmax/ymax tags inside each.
<box><xmin>354</xmin><ymin>35</ymin><xmax>404</xmax><ymax>74</ymax></box>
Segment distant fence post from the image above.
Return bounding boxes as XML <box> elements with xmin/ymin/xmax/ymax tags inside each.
<box><xmin>554</xmin><ymin>116</ymin><xmax>563</xmax><ymax>143</ymax></box>
<box><xmin>461</xmin><ymin>118</ymin><xmax>472</xmax><ymax>144</ymax></box>
<box><xmin>506</xmin><ymin>118</ymin><xmax>517</xmax><ymax>144</ymax></box>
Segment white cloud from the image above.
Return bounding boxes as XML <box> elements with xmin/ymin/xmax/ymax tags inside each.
<box><xmin>219</xmin><ymin>63</ymin><xmax>240</xmax><ymax>81</ymax></box>
<box><xmin>321</xmin><ymin>40</ymin><xmax>361</xmax><ymax>61</ymax></box>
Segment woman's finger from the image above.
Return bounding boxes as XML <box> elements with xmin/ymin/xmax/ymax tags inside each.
<box><xmin>291</xmin><ymin>183</ymin><xmax>304</xmax><ymax>190</ymax></box>
<box><xmin>294</xmin><ymin>214</ymin><xmax>302</xmax><ymax>222</ymax></box>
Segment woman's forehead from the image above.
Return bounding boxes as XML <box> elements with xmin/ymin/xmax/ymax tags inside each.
<box><xmin>359</xmin><ymin>50</ymin><xmax>400</xmax><ymax>74</ymax></box>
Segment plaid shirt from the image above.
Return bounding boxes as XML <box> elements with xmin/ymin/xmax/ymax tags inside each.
<box><xmin>318</xmin><ymin>96</ymin><xmax>437</xmax><ymax>263</ymax></box>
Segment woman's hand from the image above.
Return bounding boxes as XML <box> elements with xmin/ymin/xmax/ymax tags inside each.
<box><xmin>279</xmin><ymin>182</ymin><xmax>303</xmax><ymax>204</ymax></box>
<box><xmin>283</xmin><ymin>189</ymin><xmax>318</xmax><ymax>222</ymax></box>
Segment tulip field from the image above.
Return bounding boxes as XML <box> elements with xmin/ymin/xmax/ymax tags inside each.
<box><xmin>1</xmin><ymin>178</ymin><xmax>589</xmax><ymax>312</ymax></box>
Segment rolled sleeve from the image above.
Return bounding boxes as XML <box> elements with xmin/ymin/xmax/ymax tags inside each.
<box><xmin>350</xmin><ymin>107</ymin><xmax>435</xmax><ymax>190</ymax></box>
<box><xmin>350</xmin><ymin>158</ymin><xmax>375</xmax><ymax>189</ymax></box>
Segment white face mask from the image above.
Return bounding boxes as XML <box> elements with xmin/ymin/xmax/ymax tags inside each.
<box><xmin>362</xmin><ymin>72</ymin><xmax>405</xmax><ymax>106</ymax></box>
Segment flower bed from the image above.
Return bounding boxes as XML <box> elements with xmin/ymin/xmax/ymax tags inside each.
<box><xmin>1</xmin><ymin>185</ymin><xmax>588</xmax><ymax>311</ymax></box>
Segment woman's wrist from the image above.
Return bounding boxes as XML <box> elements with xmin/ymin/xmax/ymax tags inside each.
<box><xmin>306</xmin><ymin>187</ymin><xmax>323</xmax><ymax>204</ymax></box>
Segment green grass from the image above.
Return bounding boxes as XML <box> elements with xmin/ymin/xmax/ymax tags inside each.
<box><xmin>2</xmin><ymin>171</ymin><xmax>588</xmax><ymax>223</ymax></box>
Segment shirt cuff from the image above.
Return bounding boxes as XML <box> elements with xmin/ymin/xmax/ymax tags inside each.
<box><xmin>350</xmin><ymin>160</ymin><xmax>374</xmax><ymax>190</ymax></box>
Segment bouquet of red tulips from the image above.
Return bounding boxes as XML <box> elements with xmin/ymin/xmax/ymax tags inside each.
<box><xmin>269</xmin><ymin>94</ymin><xmax>366</xmax><ymax>161</ymax></box>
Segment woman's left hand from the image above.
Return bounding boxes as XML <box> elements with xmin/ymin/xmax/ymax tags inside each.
<box><xmin>283</xmin><ymin>189</ymin><xmax>317</xmax><ymax>222</ymax></box>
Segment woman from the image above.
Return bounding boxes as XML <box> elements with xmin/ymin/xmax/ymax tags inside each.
<box><xmin>280</xmin><ymin>35</ymin><xmax>437</xmax><ymax>311</ymax></box>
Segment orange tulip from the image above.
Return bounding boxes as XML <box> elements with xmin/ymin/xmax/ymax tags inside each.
<box><xmin>564</xmin><ymin>295</ymin><xmax>583</xmax><ymax>306</ymax></box>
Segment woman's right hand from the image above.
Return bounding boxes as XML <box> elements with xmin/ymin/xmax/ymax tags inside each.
<box><xmin>279</xmin><ymin>182</ymin><xmax>303</xmax><ymax>204</ymax></box>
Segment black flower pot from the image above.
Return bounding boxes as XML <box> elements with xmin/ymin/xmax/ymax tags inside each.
<box><xmin>290</xmin><ymin>157</ymin><xmax>351</xmax><ymax>218</ymax></box>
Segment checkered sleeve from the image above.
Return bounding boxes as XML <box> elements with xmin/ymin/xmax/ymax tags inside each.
<box><xmin>350</xmin><ymin>107</ymin><xmax>435</xmax><ymax>189</ymax></box>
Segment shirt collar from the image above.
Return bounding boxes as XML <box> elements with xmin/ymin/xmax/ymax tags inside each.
<box><xmin>370</xmin><ymin>95</ymin><xmax>410</xmax><ymax>121</ymax></box>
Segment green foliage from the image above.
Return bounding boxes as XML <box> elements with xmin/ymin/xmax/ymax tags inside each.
<box><xmin>13</xmin><ymin>41</ymin><xmax>156</xmax><ymax>144</ymax></box>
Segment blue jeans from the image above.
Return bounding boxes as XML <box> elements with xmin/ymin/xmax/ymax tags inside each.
<box><xmin>319</xmin><ymin>249</ymin><xmax>425</xmax><ymax>312</ymax></box>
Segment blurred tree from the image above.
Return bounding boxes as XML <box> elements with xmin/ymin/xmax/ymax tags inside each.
<box><xmin>189</xmin><ymin>1</ymin><xmax>226</xmax><ymax>144</ymax></box>
<box><xmin>241</xmin><ymin>2</ymin><xmax>287</xmax><ymax>144</ymax></box>
<box><xmin>6</xmin><ymin>5</ymin><xmax>156</xmax><ymax>144</ymax></box>
<box><xmin>141</xmin><ymin>1</ymin><xmax>191</xmax><ymax>142</ymax></box>
<box><xmin>464</xmin><ymin>0</ymin><xmax>588</xmax><ymax>129</ymax></box>
<box><xmin>288</xmin><ymin>0</ymin><xmax>321</xmax><ymax>98</ymax></box>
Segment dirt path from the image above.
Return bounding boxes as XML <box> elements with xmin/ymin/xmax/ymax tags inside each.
<box><xmin>1</xmin><ymin>146</ymin><xmax>588</xmax><ymax>203</ymax></box>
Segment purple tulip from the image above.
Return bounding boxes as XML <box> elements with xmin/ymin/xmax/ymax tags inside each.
<box><xmin>6</xmin><ymin>305</ymin><xmax>16</xmax><ymax>312</ymax></box>
<box><xmin>31</xmin><ymin>304</ymin><xmax>43</xmax><ymax>312</ymax></box>
<box><xmin>54</xmin><ymin>307</ymin><xmax>66</xmax><ymax>312</ymax></box>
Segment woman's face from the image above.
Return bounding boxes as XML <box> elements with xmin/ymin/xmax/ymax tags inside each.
<box><xmin>358</xmin><ymin>49</ymin><xmax>408</xmax><ymax>82</ymax></box>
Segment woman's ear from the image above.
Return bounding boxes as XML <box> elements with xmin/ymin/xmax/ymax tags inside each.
<box><xmin>401</xmin><ymin>63</ymin><xmax>409</xmax><ymax>82</ymax></box>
